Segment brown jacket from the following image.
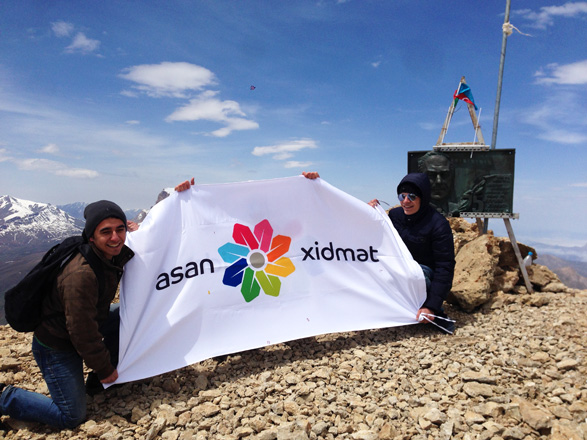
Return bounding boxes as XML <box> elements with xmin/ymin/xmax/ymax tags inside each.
<box><xmin>34</xmin><ymin>243</ymin><xmax>134</xmax><ymax>379</ymax></box>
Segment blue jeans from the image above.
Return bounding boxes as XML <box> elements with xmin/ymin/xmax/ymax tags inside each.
<box><xmin>0</xmin><ymin>304</ymin><xmax>120</xmax><ymax>429</ymax></box>
<box><xmin>0</xmin><ymin>337</ymin><xmax>86</xmax><ymax>429</ymax></box>
<box><xmin>420</xmin><ymin>264</ymin><xmax>433</xmax><ymax>294</ymax></box>
<box><xmin>419</xmin><ymin>264</ymin><xmax>449</xmax><ymax>319</ymax></box>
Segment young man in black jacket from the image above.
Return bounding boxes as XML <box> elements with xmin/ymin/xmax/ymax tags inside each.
<box><xmin>371</xmin><ymin>172</ymin><xmax>456</xmax><ymax>332</ymax></box>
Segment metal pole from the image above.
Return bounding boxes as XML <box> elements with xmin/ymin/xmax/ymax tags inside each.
<box><xmin>485</xmin><ymin>0</ymin><xmax>511</xmax><ymax>233</ymax></box>
<box><xmin>491</xmin><ymin>0</ymin><xmax>512</xmax><ymax>149</ymax></box>
<box><xmin>504</xmin><ymin>218</ymin><xmax>534</xmax><ymax>293</ymax></box>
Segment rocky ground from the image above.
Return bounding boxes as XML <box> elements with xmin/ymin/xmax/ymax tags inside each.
<box><xmin>1</xmin><ymin>287</ymin><xmax>586</xmax><ymax>440</ymax></box>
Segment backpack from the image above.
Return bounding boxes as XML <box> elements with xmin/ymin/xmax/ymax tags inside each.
<box><xmin>4</xmin><ymin>236</ymin><xmax>105</xmax><ymax>332</ymax></box>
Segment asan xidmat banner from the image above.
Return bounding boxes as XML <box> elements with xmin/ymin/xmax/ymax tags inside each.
<box><xmin>113</xmin><ymin>176</ymin><xmax>426</xmax><ymax>385</ymax></box>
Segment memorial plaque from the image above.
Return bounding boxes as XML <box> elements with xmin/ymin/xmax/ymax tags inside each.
<box><xmin>407</xmin><ymin>149</ymin><xmax>515</xmax><ymax>217</ymax></box>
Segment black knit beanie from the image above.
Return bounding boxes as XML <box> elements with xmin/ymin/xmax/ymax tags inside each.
<box><xmin>83</xmin><ymin>200</ymin><xmax>127</xmax><ymax>240</ymax></box>
<box><xmin>397</xmin><ymin>182</ymin><xmax>422</xmax><ymax>199</ymax></box>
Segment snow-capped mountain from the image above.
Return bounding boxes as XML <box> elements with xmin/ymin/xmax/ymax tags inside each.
<box><xmin>0</xmin><ymin>188</ymin><xmax>173</xmax><ymax>250</ymax></box>
<box><xmin>0</xmin><ymin>195</ymin><xmax>84</xmax><ymax>248</ymax></box>
<box><xmin>58</xmin><ymin>202</ymin><xmax>148</xmax><ymax>224</ymax></box>
<box><xmin>0</xmin><ymin>195</ymin><xmax>86</xmax><ymax>302</ymax></box>
<box><xmin>57</xmin><ymin>201</ymin><xmax>89</xmax><ymax>221</ymax></box>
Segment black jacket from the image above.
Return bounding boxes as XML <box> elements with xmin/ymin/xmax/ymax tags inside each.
<box><xmin>388</xmin><ymin>173</ymin><xmax>455</xmax><ymax>312</ymax></box>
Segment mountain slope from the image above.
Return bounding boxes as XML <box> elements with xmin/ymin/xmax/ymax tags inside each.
<box><xmin>527</xmin><ymin>240</ymin><xmax>587</xmax><ymax>263</ymax></box>
<box><xmin>537</xmin><ymin>253</ymin><xmax>587</xmax><ymax>290</ymax></box>
<box><xmin>0</xmin><ymin>195</ymin><xmax>84</xmax><ymax>297</ymax></box>
<box><xmin>57</xmin><ymin>201</ymin><xmax>88</xmax><ymax>221</ymax></box>
<box><xmin>0</xmin><ymin>195</ymin><xmax>83</xmax><ymax>246</ymax></box>
<box><xmin>58</xmin><ymin>201</ymin><xmax>144</xmax><ymax>224</ymax></box>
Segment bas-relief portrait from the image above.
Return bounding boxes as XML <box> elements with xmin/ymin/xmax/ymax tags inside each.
<box><xmin>407</xmin><ymin>149</ymin><xmax>515</xmax><ymax>217</ymax></box>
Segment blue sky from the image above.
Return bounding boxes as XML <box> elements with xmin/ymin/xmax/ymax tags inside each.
<box><xmin>1</xmin><ymin>1</ymin><xmax>586</xmax><ymax>247</ymax></box>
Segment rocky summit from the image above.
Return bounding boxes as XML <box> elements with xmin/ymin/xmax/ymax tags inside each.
<box><xmin>1</xmin><ymin>220</ymin><xmax>586</xmax><ymax>440</ymax></box>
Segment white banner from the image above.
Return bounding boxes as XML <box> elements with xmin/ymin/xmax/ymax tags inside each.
<box><xmin>114</xmin><ymin>176</ymin><xmax>426</xmax><ymax>385</ymax></box>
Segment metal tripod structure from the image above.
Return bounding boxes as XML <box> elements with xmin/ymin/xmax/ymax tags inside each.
<box><xmin>433</xmin><ymin>67</ymin><xmax>534</xmax><ymax>293</ymax></box>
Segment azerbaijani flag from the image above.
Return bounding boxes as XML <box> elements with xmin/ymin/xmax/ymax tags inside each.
<box><xmin>453</xmin><ymin>83</ymin><xmax>478</xmax><ymax>110</ymax></box>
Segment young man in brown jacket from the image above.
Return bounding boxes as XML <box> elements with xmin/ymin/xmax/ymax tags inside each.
<box><xmin>0</xmin><ymin>178</ymin><xmax>197</xmax><ymax>429</ymax></box>
<box><xmin>0</xmin><ymin>200</ymin><xmax>133</xmax><ymax>429</ymax></box>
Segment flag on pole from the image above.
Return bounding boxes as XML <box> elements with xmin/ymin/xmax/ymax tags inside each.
<box><xmin>453</xmin><ymin>83</ymin><xmax>478</xmax><ymax>110</ymax></box>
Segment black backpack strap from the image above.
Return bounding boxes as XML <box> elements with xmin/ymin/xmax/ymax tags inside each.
<box><xmin>45</xmin><ymin>236</ymin><xmax>84</xmax><ymax>266</ymax></box>
<box><xmin>40</xmin><ymin>243</ymin><xmax>83</xmax><ymax>323</ymax></box>
<box><xmin>78</xmin><ymin>244</ymin><xmax>106</xmax><ymax>298</ymax></box>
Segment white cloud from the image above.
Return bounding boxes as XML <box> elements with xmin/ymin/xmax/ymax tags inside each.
<box><xmin>0</xmin><ymin>148</ymin><xmax>11</xmax><ymax>162</ymax></box>
<box><xmin>125</xmin><ymin>120</ymin><xmax>140</xmax><ymax>125</ymax></box>
<box><xmin>536</xmin><ymin>128</ymin><xmax>587</xmax><ymax>144</ymax></box>
<box><xmin>514</xmin><ymin>2</ymin><xmax>587</xmax><ymax>29</ymax></box>
<box><xmin>522</xmin><ymin>91</ymin><xmax>587</xmax><ymax>144</ymax></box>
<box><xmin>51</xmin><ymin>21</ymin><xmax>74</xmax><ymax>37</ymax></box>
<box><xmin>65</xmin><ymin>32</ymin><xmax>101</xmax><ymax>54</ymax></box>
<box><xmin>371</xmin><ymin>60</ymin><xmax>381</xmax><ymax>68</ymax></box>
<box><xmin>273</xmin><ymin>152</ymin><xmax>294</xmax><ymax>160</ymax></box>
<box><xmin>119</xmin><ymin>62</ymin><xmax>256</xmax><ymax>137</ymax></box>
<box><xmin>120</xmin><ymin>90</ymin><xmax>139</xmax><ymax>98</ymax></box>
<box><xmin>571</xmin><ymin>182</ymin><xmax>587</xmax><ymax>187</ymax></box>
<box><xmin>252</xmin><ymin>139</ymin><xmax>318</xmax><ymax>164</ymax></box>
<box><xmin>119</xmin><ymin>62</ymin><xmax>217</xmax><ymax>98</ymax></box>
<box><xmin>167</xmin><ymin>91</ymin><xmax>240</xmax><ymax>121</ymax></box>
<box><xmin>15</xmin><ymin>157</ymin><xmax>99</xmax><ymax>178</ymax></box>
<box><xmin>284</xmin><ymin>161</ymin><xmax>314</xmax><ymax>168</ymax></box>
<box><xmin>535</xmin><ymin>60</ymin><xmax>587</xmax><ymax>85</ymax></box>
<box><xmin>419</xmin><ymin>122</ymin><xmax>438</xmax><ymax>131</ymax></box>
<box><xmin>210</xmin><ymin>118</ymin><xmax>259</xmax><ymax>137</ymax></box>
<box><xmin>166</xmin><ymin>90</ymin><xmax>259</xmax><ymax>137</ymax></box>
<box><xmin>38</xmin><ymin>143</ymin><xmax>59</xmax><ymax>154</ymax></box>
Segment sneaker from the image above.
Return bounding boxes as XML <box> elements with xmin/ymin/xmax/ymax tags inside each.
<box><xmin>434</xmin><ymin>317</ymin><xmax>456</xmax><ymax>334</ymax></box>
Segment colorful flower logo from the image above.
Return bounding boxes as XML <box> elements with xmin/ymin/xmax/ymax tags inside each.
<box><xmin>218</xmin><ymin>219</ymin><xmax>295</xmax><ymax>302</ymax></box>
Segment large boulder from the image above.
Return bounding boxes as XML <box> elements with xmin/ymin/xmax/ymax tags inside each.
<box><xmin>492</xmin><ymin>266</ymin><xmax>520</xmax><ymax>293</ymax></box>
<box><xmin>526</xmin><ymin>264</ymin><xmax>567</xmax><ymax>292</ymax></box>
<box><xmin>497</xmin><ymin>239</ymin><xmax>535</xmax><ymax>267</ymax></box>
<box><xmin>448</xmin><ymin>220</ymin><xmax>568</xmax><ymax>310</ymax></box>
<box><xmin>449</xmin><ymin>217</ymin><xmax>481</xmax><ymax>254</ymax></box>
<box><xmin>449</xmin><ymin>233</ymin><xmax>500</xmax><ymax>311</ymax></box>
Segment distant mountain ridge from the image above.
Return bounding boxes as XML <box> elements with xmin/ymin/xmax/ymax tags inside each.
<box><xmin>58</xmin><ymin>201</ymin><xmax>145</xmax><ymax>224</ymax></box>
<box><xmin>0</xmin><ymin>191</ymin><xmax>172</xmax><ymax>301</ymax></box>
<box><xmin>57</xmin><ymin>201</ymin><xmax>88</xmax><ymax>221</ymax></box>
<box><xmin>0</xmin><ymin>195</ymin><xmax>84</xmax><ymax>252</ymax></box>
<box><xmin>526</xmin><ymin>240</ymin><xmax>587</xmax><ymax>263</ymax></box>
<box><xmin>534</xmin><ymin>254</ymin><xmax>587</xmax><ymax>290</ymax></box>
<box><xmin>0</xmin><ymin>195</ymin><xmax>85</xmax><ymax>313</ymax></box>
<box><xmin>522</xmin><ymin>239</ymin><xmax>587</xmax><ymax>290</ymax></box>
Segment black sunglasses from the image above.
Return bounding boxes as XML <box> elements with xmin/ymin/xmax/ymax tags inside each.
<box><xmin>398</xmin><ymin>193</ymin><xmax>418</xmax><ymax>202</ymax></box>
